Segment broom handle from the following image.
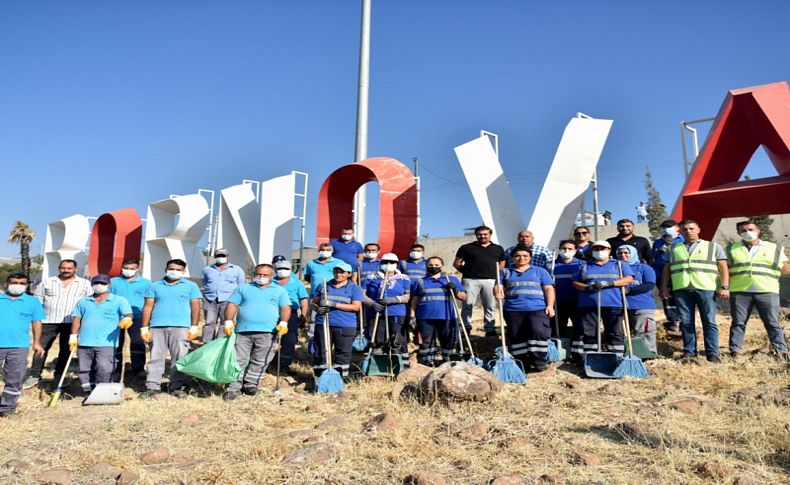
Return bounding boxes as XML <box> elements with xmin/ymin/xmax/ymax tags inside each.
<box><xmin>495</xmin><ymin>263</ymin><xmax>507</xmax><ymax>350</ymax></box>
<box><xmin>357</xmin><ymin>268</ymin><xmax>365</xmax><ymax>335</ymax></box>
<box><xmin>364</xmin><ymin>274</ymin><xmax>389</xmax><ymax>359</ymax></box>
<box><xmin>550</xmin><ymin>258</ymin><xmax>560</xmax><ymax>338</ymax></box>
<box><xmin>618</xmin><ymin>261</ymin><xmax>635</xmax><ymax>356</ymax></box>
<box><xmin>447</xmin><ymin>274</ymin><xmax>474</xmax><ymax>358</ymax></box>
<box><xmin>596</xmin><ymin>287</ymin><xmax>603</xmax><ymax>352</ymax></box>
<box><xmin>55</xmin><ymin>349</ymin><xmax>76</xmax><ymax>390</ymax></box>
<box><xmin>322</xmin><ymin>278</ymin><xmax>332</xmax><ymax>369</ymax></box>
<box><xmin>119</xmin><ymin>328</ymin><xmax>129</xmax><ymax>384</ymax></box>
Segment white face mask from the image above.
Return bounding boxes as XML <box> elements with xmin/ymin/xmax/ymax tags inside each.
<box><xmin>592</xmin><ymin>250</ymin><xmax>610</xmax><ymax>261</ymax></box>
<box><xmin>121</xmin><ymin>268</ymin><xmax>137</xmax><ymax>278</ymax></box>
<box><xmin>166</xmin><ymin>270</ymin><xmax>183</xmax><ymax>280</ymax></box>
<box><xmin>341</xmin><ymin>234</ymin><xmax>353</xmax><ymax>241</ymax></box>
<box><xmin>364</xmin><ymin>251</ymin><xmax>378</xmax><ymax>260</ymax></box>
<box><xmin>319</xmin><ymin>250</ymin><xmax>332</xmax><ymax>259</ymax></box>
<box><xmin>92</xmin><ymin>284</ymin><xmax>109</xmax><ymax>294</ymax></box>
<box><xmin>254</xmin><ymin>277</ymin><xmax>271</xmax><ymax>286</ymax></box>
<box><xmin>275</xmin><ymin>269</ymin><xmax>291</xmax><ymax>279</ymax></box>
<box><xmin>409</xmin><ymin>251</ymin><xmax>423</xmax><ymax>260</ymax></box>
<box><xmin>559</xmin><ymin>250</ymin><xmax>576</xmax><ymax>260</ymax></box>
<box><xmin>664</xmin><ymin>227</ymin><xmax>679</xmax><ymax>238</ymax></box>
<box><xmin>739</xmin><ymin>231</ymin><xmax>758</xmax><ymax>242</ymax></box>
<box><xmin>6</xmin><ymin>284</ymin><xmax>26</xmax><ymax>296</ymax></box>
<box><xmin>380</xmin><ymin>263</ymin><xmax>396</xmax><ymax>273</ymax></box>
<box><xmin>215</xmin><ymin>257</ymin><xmax>228</xmax><ymax>265</ymax></box>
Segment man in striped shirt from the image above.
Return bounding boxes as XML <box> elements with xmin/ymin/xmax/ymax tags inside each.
<box><xmin>24</xmin><ymin>259</ymin><xmax>92</xmax><ymax>389</ymax></box>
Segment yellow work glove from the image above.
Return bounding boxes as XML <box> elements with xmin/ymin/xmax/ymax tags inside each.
<box><xmin>187</xmin><ymin>325</ymin><xmax>200</xmax><ymax>341</ymax></box>
<box><xmin>275</xmin><ymin>321</ymin><xmax>288</xmax><ymax>336</ymax></box>
<box><xmin>140</xmin><ymin>327</ymin><xmax>152</xmax><ymax>343</ymax></box>
<box><xmin>68</xmin><ymin>334</ymin><xmax>79</xmax><ymax>352</ymax></box>
<box><xmin>223</xmin><ymin>320</ymin><xmax>235</xmax><ymax>337</ymax></box>
<box><xmin>118</xmin><ymin>317</ymin><xmax>133</xmax><ymax>330</ymax></box>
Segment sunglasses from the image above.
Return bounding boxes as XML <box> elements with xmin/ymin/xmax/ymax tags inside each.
<box><xmin>574</xmin><ymin>231</ymin><xmax>589</xmax><ymax>236</ymax></box>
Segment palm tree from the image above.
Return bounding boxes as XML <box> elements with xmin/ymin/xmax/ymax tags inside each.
<box><xmin>8</xmin><ymin>220</ymin><xmax>36</xmax><ymax>277</ymax></box>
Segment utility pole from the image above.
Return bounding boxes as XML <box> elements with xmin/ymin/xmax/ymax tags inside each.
<box><xmin>352</xmin><ymin>0</ymin><xmax>371</xmax><ymax>242</ymax></box>
<box><xmin>413</xmin><ymin>157</ymin><xmax>420</xmax><ymax>239</ymax></box>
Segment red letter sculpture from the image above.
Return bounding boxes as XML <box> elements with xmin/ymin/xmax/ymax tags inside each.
<box><xmin>316</xmin><ymin>157</ymin><xmax>417</xmax><ymax>257</ymax></box>
<box><xmin>671</xmin><ymin>81</ymin><xmax>790</xmax><ymax>239</ymax></box>
<box><xmin>88</xmin><ymin>208</ymin><xmax>143</xmax><ymax>276</ymax></box>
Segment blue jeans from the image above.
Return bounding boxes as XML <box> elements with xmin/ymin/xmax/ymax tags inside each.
<box><xmin>674</xmin><ymin>289</ymin><xmax>720</xmax><ymax>357</ymax></box>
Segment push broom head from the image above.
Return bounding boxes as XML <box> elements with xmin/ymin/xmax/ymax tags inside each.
<box><xmin>491</xmin><ymin>356</ymin><xmax>527</xmax><ymax>384</ymax></box>
<box><xmin>316</xmin><ymin>368</ymin><xmax>345</xmax><ymax>394</ymax></box>
<box><xmin>612</xmin><ymin>354</ymin><xmax>651</xmax><ymax>379</ymax></box>
<box><xmin>546</xmin><ymin>339</ymin><xmax>561</xmax><ymax>363</ymax></box>
<box><xmin>352</xmin><ymin>334</ymin><xmax>369</xmax><ymax>352</ymax></box>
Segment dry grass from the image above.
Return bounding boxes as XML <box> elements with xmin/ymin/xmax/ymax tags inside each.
<box><xmin>1</xmin><ymin>311</ymin><xmax>788</xmax><ymax>485</ymax></box>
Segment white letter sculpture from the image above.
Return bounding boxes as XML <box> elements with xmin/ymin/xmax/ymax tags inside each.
<box><xmin>143</xmin><ymin>194</ymin><xmax>210</xmax><ymax>281</ymax></box>
<box><xmin>216</xmin><ymin>173</ymin><xmax>297</xmax><ymax>269</ymax></box>
<box><xmin>454</xmin><ymin>136</ymin><xmax>525</xmax><ymax>245</ymax></box>
<box><xmin>527</xmin><ymin>117</ymin><xmax>613</xmax><ymax>249</ymax></box>
<box><xmin>43</xmin><ymin>214</ymin><xmax>90</xmax><ymax>278</ymax></box>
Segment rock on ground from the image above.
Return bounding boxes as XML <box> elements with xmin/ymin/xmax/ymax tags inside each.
<box><xmin>403</xmin><ymin>472</ymin><xmax>447</xmax><ymax>485</ymax></box>
<box><xmin>282</xmin><ymin>443</ymin><xmax>338</xmax><ymax>465</ymax></box>
<box><xmin>571</xmin><ymin>451</ymin><xmax>601</xmax><ymax>466</ymax></box>
<box><xmin>420</xmin><ymin>361</ymin><xmax>503</xmax><ymax>402</ymax></box>
<box><xmin>490</xmin><ymin>474</ymin><xmax>526</xmax><ymax>484</ymax></box>
<box><xmin>669</xmin><ymin>398</ymin><xmax>703</xmax><ymax>413</ymax></box>
<box><xmin>36</xmin><ymin>468</ymin><xmax>71</xmax><ymax>484</ymax></box>
<box><xmin>139</xmin><ymin>448</ymin><xmax>170</xmax><ymax>465</ymax></box>
<box><xmin>364</xmin><ymin>412</ymin><xmax>400</xmax><ymax>432</ymax></box>
<box><xmin>695</xmin><ymin>461</ymin><xmax>735</xmax><ymax>480</ymax></box>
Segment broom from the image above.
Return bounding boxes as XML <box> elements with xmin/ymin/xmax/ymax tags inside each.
<box><xmin>447</xmin><ymin>274</ymin><xmax>484</xmax><ymax>367</ymax></box>
<box><xmin>48</xmin><ymin>349</ymin><xmax>76</xmax><ymax>407</ymax></box>
<box><xmin>361</xmin><ymin>274</ymin><xmax>389</xmax><ymax>374</ymax></box>
<box><xmin>545</xmin><ymin>258</ymin><xmax>561</xmax><ymax>362</ymax></box>
<box><xmin>490</xmin><ymin>264</ymin><xmax>527</xmax><ymax>384</ymax></box>
<box><xmin>612</xmin><ymin>261</ymin><xmax>650</xmax><ymax>378</ymax></box>
<box><xmin>352</xmin><ymin>268</ymin><xmax>369</xmax><ymax>351</ymax></box>
<box><xmin>316</xmin><ymin>278</ymin><xmax>344</xmax><ymax>393</ymax></box>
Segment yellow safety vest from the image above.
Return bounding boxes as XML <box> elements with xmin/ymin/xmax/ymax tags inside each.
<box><xmin>669</xmin><ymin>240</ymin><xmax>719</xmax><ymax>291</ymax></box>
<box><xmin>726</xmin><ymin>241</ymin><xmax>784</xmax><ymax>293</ymax></box>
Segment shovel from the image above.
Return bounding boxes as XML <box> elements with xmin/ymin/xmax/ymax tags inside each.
<box><xmin>83</xmin><ymin>329</ymin><xmax>129</xmax><ymax>405</ymax></box>
<box><xmin>583</xmin><ymin>290</ymin><xmax>620</xmax><ymax>379</ymax></box>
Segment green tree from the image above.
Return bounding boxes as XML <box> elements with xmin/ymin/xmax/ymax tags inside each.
<box><xmin>643</xmin><ymin>168</ymin><xmax>668</xmax><ymax>238</ymax></box>
<box><xmin>749</xmin><ymin>215</ymin><xmax>775</xmax><ymax>241</ymax></box>
<box><xmin>8</xmin><ymin>220</ymin><xmax>36</xmax><ymax>278</ymax></box>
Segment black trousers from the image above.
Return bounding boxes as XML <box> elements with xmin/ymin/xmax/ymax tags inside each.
<box><xmin>504</xmin><ymin>310</ymin><xmax>551</xmax><ymax>367</ymax></box>
<box><xmin>580</xmin><ymin>307</ymin><xmax>625</xmax><ymax>355</ymax></box>
<box><xmin>30</xmin><ymin>323</ymin><xmax>71</xmax><ymax>379</ymax></box>
<box><xmin>312</xmin><ymin>325</ymin><xmax>355</xmax><ymax>377</ymax></box>
<box><xmin>417</xmin><ymin>319</ymin><xmax>457</xmax><ymax>365</ymax></box>
<box><xmin>555</xmin><ymin>300</ymin><xmax>581</xmax><ymax>339</ymax></box>
<box><xmin>365</xmin><ymin>314</ymin><xmax>410</xmax><ymax>368</ymax></box>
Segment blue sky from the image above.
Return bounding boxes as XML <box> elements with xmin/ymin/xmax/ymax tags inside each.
<box><xmin>1</xmin><ymin>1</ymin><xmax>787</xmax><ymax>258</ymax></box>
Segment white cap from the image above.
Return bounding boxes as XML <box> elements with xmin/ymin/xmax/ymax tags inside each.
<box><xmin>380</xmin><ymin>253</ymin><xmax>398</xmax><ymax>263</ymax></box>
<box><xmin>591</xmin><ymin>240</ymin><xmax>611</xmax><ymax>249</ymax></box>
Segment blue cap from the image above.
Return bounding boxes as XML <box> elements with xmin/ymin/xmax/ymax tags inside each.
<box><xmin>91</xmin><ymin>274</ymin><xmax>111</xmax><ymax>284</ymax></box>
<box><xmin>334</xmin><ymin>262</ymin><xmax>353</xmax><ymax>273</ymax></box>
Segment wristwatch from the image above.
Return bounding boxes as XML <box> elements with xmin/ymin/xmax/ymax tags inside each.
<box><xmin>720</xmin><ymin>285</ymin><xmax>730</xmax><ymax>290</ymax></box>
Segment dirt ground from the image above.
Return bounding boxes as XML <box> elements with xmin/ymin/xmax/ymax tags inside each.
<box><xmin>1</xmin><ymin>310</ymin><xmax>788</xmax><ymax>485</ymax></box>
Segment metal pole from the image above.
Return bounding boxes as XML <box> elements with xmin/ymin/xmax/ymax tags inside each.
<box><xmin>413</xmin><ymin>157</ymin><xmax>420</xmax><ymax>240</ymax></box>
<box><xmin>592</xmin><ymin>170</ymin><xmax>600</xmax><ymax>241</ymax></box>
<box><xmin>680</xmin><ymin>122</ymin><xmax>689</xmax><ymax>177</ymax></box>
<box><xmin>352</xmin><ymin>0</ymin><xmax>371</xmax><ymax>243</ymax></box>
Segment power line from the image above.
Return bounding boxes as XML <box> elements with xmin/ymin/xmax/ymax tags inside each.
<box><xmin>419</xmin><ymin>162</ymin><xmax>467</xmax><ymax>186</ymax></box>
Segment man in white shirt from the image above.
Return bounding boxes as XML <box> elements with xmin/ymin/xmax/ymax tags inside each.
<box><xmin>24</xmin><ymin>259</ymin><xmax>92</xmax><ymax>389</ymax></box>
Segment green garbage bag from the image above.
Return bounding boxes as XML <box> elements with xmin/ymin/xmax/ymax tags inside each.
<box><xmin>175</xmin><ymin>334</ymin><xmax>241</xmax><ymax>384</ymax></box>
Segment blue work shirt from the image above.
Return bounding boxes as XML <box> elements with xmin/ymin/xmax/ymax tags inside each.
<box><xmin>314</xmin><ymin>281</ymin><xmax>364</xmax><ymax>328</ymax></box>
<box><xmin>399</xmin><ymin>259</ymin><xmax>427</xmax><ymax>280</ymax></box>
<box><xmin>364</xmin><ymin>272</ymin><xmax>411</xmax><ymax>317</ymax></box>
<box><xmin>110</xmin><ymin>275</ymin><xmax>152</xmax><ymax>319</ymax></box>
<box><xmin>330</xmin><ymin>239</ymin><xmax>363</xmax><ymax>271</ymax></box>
<box><xmin>500</xmin><ymin>266</ymin><xmax>553</xmax><ymax>312</ymax></box>
<box><xmin>202</xmin><ymin>263</ymin><xmax>246</xmax><ymax>302</ymax></box>
<box><xmin>626</xmin><ymin>263</ymin><xmax>657</xmax><ymax>310</ymax></box>
<box><xmin>575</xmin><ymin>260</ymin><xmax>633</xmax><ymax>308</ymax></box>
<box><xmin>360</xmin><ymin>259</ymin><xmax>381</xmax><ymax>281</ymax></box>
<box><xmin>411</xmin><ymin>274</ymin><xmax>464</xmax><ymax>321</ymax></box>
<box><xmin>72</xmin><ymin>293</ymin><xmax>133</xmax><ymax>347</ymax></box>
<box><xmin>228</xmin><ymin>283</ymin><xmax>290</xmax><ymax>332</ymax></box>
<box><xmin>0</xmin><ymin>293</ymin><xmax>45</xmax><ymax>348</ymax></box>
<box><xmin>304</xmin><ymin>257</ymin><xmax>343</xmax><ymax>296</ymax></box>
<box><xmin>145</xmin><ymin>278</ymin><xmax>203</xmax><ymax>327</ymax></box>
<box><xmin>553</xmin><ymin>258</ymin><xmax>583</xmax><ymax>303</ymax></box>
<box><xmin>651</xmin><ymin>235</ymin><xmax>684</xmax><ymax>279</ymax></box>
<box><xmin>273</xmin><ymin>276</ymin><xmax>309</xmax><ymax>309</ymax></box>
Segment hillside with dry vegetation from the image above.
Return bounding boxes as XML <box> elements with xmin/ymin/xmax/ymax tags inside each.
<box><xmin>1</xmin><ymin>311</ymin><xmax>788</xmax><ymax>485</ymax></box>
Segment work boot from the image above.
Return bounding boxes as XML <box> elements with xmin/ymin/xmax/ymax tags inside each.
<box><xmin>138</xmin><ymin>390</ymin><xmax>161</xmax><ymax>400</ymax></box>
<box><xmin>680</xmin><ymin>353</ymin><xmax>697</xmax><ymax>364</ymax></box>
<box><xmin>171</xmin><ymin>389</ymin><xmax>189</xmax><ymax>399</ymax></box>
<box><xmin>0</xmin><ymin>409</ymin><xmax>16</xmax><ymax>418</ymax></box>
<box><xmin>242</xmin><ymin>387</ymin><xmax>259</xmax><ymax>396</ymax></box>
<box><xmin>706</xmin><ymin>354</ymin><xmax>722</xmax><ymax>364</ymax></box>
<box><xmin>223</xmin><ymin>391</ymin><xmax>240</xmax><ymax>402</ymax></box>
<box><xmin>22</xmin><ymin>376</ymin><xmax>39</xmax><ymax>390</ymax></box>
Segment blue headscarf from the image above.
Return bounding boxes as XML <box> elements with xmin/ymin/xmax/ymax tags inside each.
<box><xmin>617</xmin><ymin>244</ymin><xmax>639</xmax><ymax>265</ymax></box>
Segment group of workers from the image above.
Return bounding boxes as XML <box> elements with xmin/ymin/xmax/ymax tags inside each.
<box><xmin>1</xmin><ymin>219</ymin><xmax>788</xmax><ymax>416</ymax></box>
